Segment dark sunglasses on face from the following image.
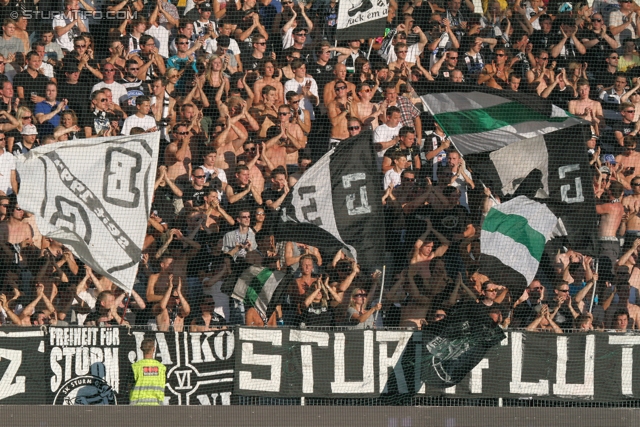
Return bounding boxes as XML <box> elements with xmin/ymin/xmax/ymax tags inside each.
<box><xmin>348</xmin><ymin>126</ymin><xmax>360</xmax><ymax>131</ymax></box>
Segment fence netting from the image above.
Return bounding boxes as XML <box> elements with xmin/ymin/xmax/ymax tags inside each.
<box><xmin>0</xmin><ymin>0</ymin><xmax>639</xmax><ymax>409</ymax></box>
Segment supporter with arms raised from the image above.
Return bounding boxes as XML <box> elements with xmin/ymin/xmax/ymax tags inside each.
<box><xmin>154</xmin><ymin>274</ymin><xmax>190</xmax><ymax>331</ymax></box>
<box><xmin>568</xmin><ymin>79</ymin><xmax>604</xmax><ymax>135</ymax></box>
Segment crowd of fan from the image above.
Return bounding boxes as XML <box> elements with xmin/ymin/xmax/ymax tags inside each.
<box><xmin>0</xmin><ymin>0</ymin><xmax>639</xmax><ymax>332</ymax></box>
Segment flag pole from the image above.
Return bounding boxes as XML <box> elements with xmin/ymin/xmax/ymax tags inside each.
<box><xmin>589</xmin><ymin>259</ymin><xmax>598</xmax><ymax>313</ymax></box>
<box><xmin>120</xmin><ymin>292</ymin><xmax>131</xmax><ymax>324</ymax></box>
<box><xmin>366</xmin><ymin>38</ymin><xmax>374</xmax><ymax>60</ymax></box>
<box><xmin>374</xmin><ymin>265</ymin><xmax>386</xmax><ymax>322</ymax></box>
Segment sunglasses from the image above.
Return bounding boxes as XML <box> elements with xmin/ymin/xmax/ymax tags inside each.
<box><xmin>295</xmin><ymin>32</ymin><xmax>307</xmax><ymax>36</ymax></box>
<box><xmin>610</xmin><ymin>56</ymin><xmax>619</xmax><ymax>59</ymax></box>
<box><xmin>435</xmin><ymin>314</ymin><xmax>446</xmax><ymax>319</ymax></box>
<box><xmin>335</xmin><ymin>86</ymin><xmax>347</xmax><ymax>91</ymax></box>
<box><xmin>402</xmin><ymin>177</ymin><xmax>416</xmax><ymax>182</ymax></box>
<box><xmin>256</xmin><ymin>212</ymin><xmax>266</xmax><ymax>215</ymax></box>
<box><xmin>177</xmin><ymin>41</ymin><xmax>190</xmax><ymax>45</ymax></box>
<box><xmin>633</xmin><ymin>183</ymin><xmax>640</xmax><ymax>187</ymax></box>
<box><xmin>74</xmin><ymin>44</ymin><xmax>86</xmax><ymax>48</ymax></box>
<box><xmin>354</xmin><ymin>294</ymin><xmax>366</xmax><ymax>298</ymax></box>
<box><xmin>448</xmin><ymin>56</ymin><xmax>459</xmax><ymax>60</ymax></box>
<box><xmin>22</xmin><ymin>116</ymin><xmax>32</xmax><ymax>120</ymax></box>
<box><xmin>245</xmin><ymin>147</ymin><xmax>256</xmax><ymax>152</ymax></box>
<box><xmin>0</xmin><ymin>138</ymin><xmax>5</xmax><ymax>141</ymax></box>
<box><xmin>104</xmin><ymin>69</ymin><xmax>115</xmax><ymax>72</ymax></box>
<box><xmin>625</xmin><ymin>110</ymin><xmax>636</xmax><ymax>113</ymax></box>
<box><xmin>14</xmin><ymin>207</ymin><xmax>22</xmax><ymax>211</ymax></box>
<box><xmin>348</xmin><ymin>126</ymin><xmax>360</xmax><ymax>131</ymax></box>
<box><xmin>278</xmin><ymin>112</ymin><xmax>289</xmax><ymax>116</ymax></box>
<box><xmin>397</xmin><ymin>50</ymin><xmax>408</xmax><ymax>54</ymax></box>
<box><xmin>99</xmin><ymin>98</ymin><xmax>108</xmax><ymax>102</ymax></box>
<box><xmin>239</xmin><ymin>215</ymin><xmax>251</xmax><ymax>219</ymax></box>
<box><xmin>495</xmin><ymin>53</ymin><xmax>506</xmax><ymax>57</ymax></box>
<box><xmin>0</xmin><ymin>203</ymin><xmax>8</xmax><ymax>207</ymax></box>
<box><xmin>558</xmin><ymin>289</ymin><xmax>569</xmax><ymax>293</ymax></box>
<box><xmin>282</xmin><ymin>1</ymin><xmax>292</xmax><ymax>4</ymax></box>
<box><xmin>193</xmin><ymin>175</ymin><xmax>205</xmax><ymax>178</ymax></box>
<box><xmin>129</xmin><ymin>67</ymin><xmax>139</xmax><ymax>71</ymax></box>
<box><xmin>176</xmin><ymin>131</ymin><xmax>190</xmax><ymax>135</ymax></box>
<box><xmin>592</xmin><ymin>18</ymin><xmax>602</xmax><ymax>22</ymax></box>
<box><xmin>530</xmin><ymin>287</ymin><xmax>543</xmax><ymax>291</ymax></box>
<box><xmin>485</xmin><ymin>289</ymin><xmax>498</xmax><ymax>293</ymax></box>
<box><xmin>255</xmin><ymin>42</ymin><xmax>267</xmax><ymax>45</ymax></box>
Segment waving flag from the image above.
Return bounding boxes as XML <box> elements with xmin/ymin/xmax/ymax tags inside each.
<box><xmin>15</xmin><ymin>133</ymin><xmax>160</xmax><ymax>292</ymax></box>
<box><xmin>420</xmin><ymin>87</ymin><xmax>597</xmax><ymax>256</ymax></box>
<box><xmin>336</xmin><ymin>0</ymin><xmax>389</xmax><ymax>41</ymax></box>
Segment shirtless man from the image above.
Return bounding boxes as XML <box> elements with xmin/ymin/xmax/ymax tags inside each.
<box><xmin>327</xmin><ymin>79</ymin><xmax>351</xmax><ymax>143</ymax></box>
<box><xmin>618</xmin><ymin>239</ymin><xmax>640</xmax><ymax>296</ymax></box>
<box><xmin>322</xmin><ymin>64</ymin><xmax>358</xmax><ymax>110</ymax></box>
<box><xmin>164</xmin><ymin>123</ymin><xmax>192</xmax><ymax>182</ymax></box>
<box><xmin>622</xmin><ymin>176</ymin><xmax>640</xmax><ymax>238</ymax></box>
<box><xmin>147</xmin><ymin>229</ymin><xmax>201</xmax><ymax>303</ymax></box>
<box><xmin>237</xmin><ymin>140</ymin><xmax>265</xmax><ymax>194</ymax></box>
<box><xmin>408</xmin><ymin>219</ymin><xmax>450</xmax><ymax>285</ymax></box>
<box><xmin>154</xmin><ymin>275</ymin><xmax>190</xmax><ymax>332</ymax></box>
<box><xmin>213</xmin><ymin>114</ymin><xmax>248</xmax><ymax>174</ymax></box>
<box><xmin>615</xmin><ymin>137</ymin><xmax>640</xmax><ymax>190</ymax></box>
<box><xmin>0</xmin><ymin>198</ymin><xmax>34</xmax><ymax>266</ymax></box>
<box><xmin>252</xmin><ymin>85</ymin><xmax>279</xmax><ymax>137</ymax></box>
<box><xmin>263</xmin><ymin>106</ymin><xmax>305</xmax><ymax>170</ymax></box>
<box><xmin>597</xmin><ymin>181</ymin><xmax>625</xmax><ymax>271</ymax></box>
<box><xmin>569</xmin><ymin>79</ymin><xmax>605</xmax><ymax>135</ymax></box>
<box><xmin>351</xmin><ymin>82</ymin><xmax>380</xmax><ymax>130</ymax></box>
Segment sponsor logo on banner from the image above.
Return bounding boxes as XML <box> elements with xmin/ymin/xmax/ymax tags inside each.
<box><xmin>129</xmin><ymin>331</ymin><xmax>235</xmax><ymax>405</ymax></box>
<box><xmin>49</xmin><ymin>327</ymin><xmax>122</xmax><ymax>405</ymax></box>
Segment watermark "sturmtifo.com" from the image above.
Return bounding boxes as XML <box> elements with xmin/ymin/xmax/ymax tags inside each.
<box><xmin>10</xmin><ymin>10</ymin><xmax>139</xmax><ymax>20</ymax></box>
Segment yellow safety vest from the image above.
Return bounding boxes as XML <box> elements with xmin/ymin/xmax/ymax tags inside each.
<box><xmin>130</xmin><ymin>358</ymin><xmax>166</xmax><ymax>406</ymax></box>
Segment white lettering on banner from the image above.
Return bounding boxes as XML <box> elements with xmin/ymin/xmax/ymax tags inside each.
<box><xmin>609</xmin><ymin>335</ymin><xmax>640</xmax><ymax>396</ymax></box>
<box><xmin>175</xmin><ymin>370</ymin><xmax>192</xmax><ymax>390</ymax></box>
<box><xmin>331</xmin><ymin>331</ymin><xmax>374</xmax><ymax>393</ymax></box>
<box><xmin>49</xmin><ymin>327</ymin><xmax>120</xmax><ymax>394</ymax></box>
<box><xmin>196</xmin><ymin>392</ymin><xmax>232</xmax><ymax>405</ymax></box>
<box><xmin>190</xmin><ymin>332</ymin><xmax>216</xmax><ymax>363</ymax></box>
<box><xmin>103</xmin><ymin>148</ymin><xmax>141</xmax><ymax>207</ymax></box>
<box><xmin>238</xmin><ymin>329</ymin><xmax>282</xmax><ymax>393</ymax></box>
<box><xmin>469</xmin><ymin>359</ymin><xmax>490</xmax><ymax>394</ymax></box>
<box><xmin>0</xmin><ymin>348</ymin><xmax>25</xmax><ymax>400</ymax></box>
<box><xmin>559</xmin><ymin>165</ymin><xmax>584</xmax><ymax>204</ymax></box>
<box><xmin>289</xmin><ymin>330</ymin><xmax>330</xmax><ymax>394</ymax></box>
<box><xmin>509</xmin><ymin>332</ymin><xmax>549</xmax><ymax>395</ymax></box>
<box><xmin>553</xmin><ymin>335</ymin><xmax>594</xmax><ymax>397</ymax></box>
<box><xmin>342</xmin><ymin>173</ymin><xmax>371</xmax><ymax>215</ymax></box>
<box><xmin>377</xmin><ymin>331</ymin><xmax>412</xmax><ymax>394</ymax></box>
<box><xmin>413</xmin><ymin>333</ymin><xmax>425</xmax><ymax>394</ymax></box>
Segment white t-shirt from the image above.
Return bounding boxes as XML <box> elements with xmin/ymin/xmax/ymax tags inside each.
<box><xmin>203</xmin><ymin>279</ymin><xmax>230</xmax><ymax>320</ymax></box>
<box><xmin>284</xmin><ymin>77</ymin><xmax>319</xmax><ymax>120</ymax></box>
<box><xmin>91</xmin><ymin>81</ymin><xmax>128</xmax><ymax>107</ymax></box>
<box><xmin>373</xmin><ymin>123</ymin><xmax>402</xmax><ymax>170</ymax></box>
<box><xmin>52</xmin><ymin>13</ymin><xmax>89</xmax><ymax>52</ymax></box>
<box><xmin>145</xmin><ymin>25</ymin><xmax>171</xmax><ymax>58</ymax></box>
<box><xmin>386</xmin><ymin>42</ymin><xmax>423</xmax><ymax>64</ymax></box>
<box><xmin>0</xmin><ymin>150</ymin><xmax>16</xmax><ymax>195</ymax></box>
<box><xmin>121</xmin><ymin>114</ymin><xmax>157</xmax><ymax>135</ymax></box>
<box><xmin>383</xmin><ymin>168</ymin><xmax>403</xmax><ymax>189</ymax></box>
<box><xmin>451</xmin><ymin>166</ymin><xmax>472</xmax><ymax>210</ymax></box>
<box><xmin>200</xmin><ymin>165</ymin><xmax>227</xmax><ymax>200</ymax></box>
<box><xmin>204</xmin><ymin>37</ymin><xmax>241</xmax><ymax>56</ymax></box>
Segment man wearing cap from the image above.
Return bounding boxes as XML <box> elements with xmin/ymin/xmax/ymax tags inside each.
<box><xmin>14</xmin><ymin>124</ymin><xmax>38</xmax><ymax>155</ymax></box>
<box><xmin>0</xmin><ymin>132</ymin><xmax>17</xmax><ymax>196</ymax></box>
<box><xmin>193</xmin><ymin>3</ymin><xmax>218</xmax><ymax>38</ymax></box>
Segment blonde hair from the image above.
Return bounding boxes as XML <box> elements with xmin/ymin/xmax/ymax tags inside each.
<box><xmin>348</xmin><ymin>288</ymin><xmax>366</xmax><ymax>309</ymax></box>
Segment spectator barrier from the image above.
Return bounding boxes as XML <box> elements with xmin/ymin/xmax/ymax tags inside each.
<box><xmin>1</xmin><ymin>326</ymin><xmax>640</xmax><ymax>405</ymax></box>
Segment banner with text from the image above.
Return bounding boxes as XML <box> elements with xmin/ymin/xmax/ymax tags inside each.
<box><xmin>235</xmin><ymin>328</ymin><xmax>640</xmax><ymax>401</ymax></box>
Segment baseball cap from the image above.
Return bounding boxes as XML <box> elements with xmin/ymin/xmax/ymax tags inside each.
<box><xmin>602</xmin><ymin>153</ymin><xmax>616</xmax><ymax>164</ymax></box>
<box><xmin>599</xmin><ymin>165</ymin><xmax>611</xmax><ymax>174</ymax></box>
<box><xmin>200</xmin><ymin>2</ymin><xmax>212</xmax><ymax>10</ymax></box>
<box><xmin>21</xmin><ymin>124</ymin><xmax>37</xmax><ymax>135</ymax></box>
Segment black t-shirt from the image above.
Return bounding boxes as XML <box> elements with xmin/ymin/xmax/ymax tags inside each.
<box><xmin>302</xmin><ymin>303</ymin><xmax>334</xmax><ymax>327</ymax></box>
<box><xmin>384</xmin><ymin>142</ymin><xmax>421</xmax><ymax>171</ymax></box>
<box><xmin>58</xmin><ymin>81</ymin><xmax>91</xmax><ymax>114</ymax></box>
<box><xmin>240</xmin><ymin>52</ymin><xmax>262</xmax><ymax>72</ymax></box>
<box><xmin>228</xmin><ymin>181</ymin><xmax>259</xmax><ymax>217</ymax></box>
<box><xmin>581</xmin><ymin>29</ymin><xmax>615</xmax><ymax>72</ymax></box>
<box><xmin>512</xmin><ymin>52</ymin><xmax>531</xmax><ymax>79</ymax></box>
<box><xmin>547</xmin><ymin>85</ymin><xmax>575</xmax><ymax>110</ymax></box>
<box><xmin>530</xmin><ymin>29</ymin><xmax>554</xmax><ymax>53</ymax></box>
<box><xmin>549</xmin><ymin>32</ymin><xmax>584</xmax><ymax>68</ymax></box>
<box><xmin>13</xmin><ymin>70</ymin><xmax>50</xmax><ymax>107</ymax></box>
<box><xmin>194</xmin><ymin>312</ymin><xmax>227</xmax><ymax>327</ymax></box>
<box><xmin>182</xmin><ymin>185</ymin><xmax>208</xmax><ymax>207</ymax></box>
<box><xmin>594</xmin><ymin>69</ymin><xmax>620</xmax><ymax>91</ymax></box>
<box><xmin>310</xmin><ymin>58</ymin><xmax>338</xmax><ymax>97</ymax></box>
<box><xmin>407</xmin><ymin>204</ymin><xmax>469</xmax><ymax>246</ymax></box>
<box><xmin>81</xmin><ymin>109</ymin><xmax>110</xmax><ymax>136</ymax></box>
<box><xmin>612</xmin><ymin>120</ymin><xmax>636</xmax><ymax>139</ymax></box>
<box><xmin>261</xmin><ymin>186</ymin><xmax>284</xmax><ymax>206</ymax></box>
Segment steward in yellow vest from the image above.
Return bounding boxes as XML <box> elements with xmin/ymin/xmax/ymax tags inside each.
<box><xmin>130</xmin><ymin>337</ymin><xmax>166</xmax><ymax>405</ymax></box>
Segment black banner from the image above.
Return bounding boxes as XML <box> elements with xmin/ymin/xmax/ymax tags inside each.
<box><xmin>235</xmin><ymin>328</ymin><xmax>640</xmax><ymax>401</ymax></box>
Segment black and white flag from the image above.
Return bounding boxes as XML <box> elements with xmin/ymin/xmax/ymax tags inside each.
<box><xmin>336</xmin><ymin>0</ymin><xmax>388</xmax><ymax>41</ymax></box>
<box><xmin>277</xmin><ymin>130</ymin><xmax>385</xmax><ymax>269</ymax></box>
<box><xmin>16</xmin><ymin>133</ymin><xmax>160</xmax><ymax>292</ymax></box>
<box><xmin>421</xmin><ymin>87</ymin><xmax>597</xmax><ymax>256</ymax></box>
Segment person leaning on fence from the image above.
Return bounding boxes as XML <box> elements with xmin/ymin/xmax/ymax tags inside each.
<box><xmin>130</xmin><ymin>337</ymin><xmax>166</xmax><ymax>406</ymax></box>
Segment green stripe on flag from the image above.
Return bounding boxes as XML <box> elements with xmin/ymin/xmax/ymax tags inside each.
<box><xmin>482</xmin><ymin>209</ymin><xmax>546</xmax><ymax>261</ymax></box>
<box><xmin>244</xmin><ymin>268</ymin><xmax>273</xmax><ymax>307</ymax></box>
<box><xmin>433</xmin><ymin>101</ymin><xmax>569</xmax><ymax>136</ymax></box>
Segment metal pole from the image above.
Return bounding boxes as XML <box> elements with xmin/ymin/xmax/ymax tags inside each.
<box><xmin>589</xmin><ymin>259</ymin><xmax>599</xmax><ymax>313</ymax></box>
<box><xmin>366</xmin><ymin>37</ymin><xmax>374</xmax><ymax>60</ymax></box>
<box><xmin>374</xmin><ymin>265</ymin><xmax>386</xmax><ymax>322</ymax></box>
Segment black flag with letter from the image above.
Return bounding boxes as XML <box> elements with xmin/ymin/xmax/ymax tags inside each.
<box><xmin>336</xmin><ymin>0</ymin><xmax>389</xmax><ymax>41</ymax></box>
<box><xmin>276</xmin><ymin>130</ymin><xmax>385</xmax><ymax>270</ymax></box>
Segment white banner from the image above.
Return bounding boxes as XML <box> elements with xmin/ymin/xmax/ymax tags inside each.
<box><xmin>15</xmin><ymin>133</ymin><xmax>160</xmax><ymax>292</ymax></box>
<box><xmin>336</xmin><ymin>0</ymin><xmax>388</xmax><ymax>31</ymax></box>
